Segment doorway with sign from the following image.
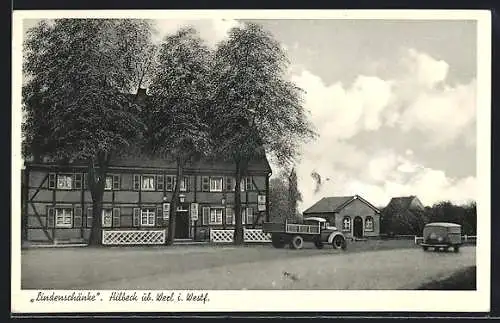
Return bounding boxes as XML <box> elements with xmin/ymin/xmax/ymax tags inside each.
<box><xmin>175</xmin><ymin>203</ymin><xmax>190</xmax><ymax>239</ymax></box>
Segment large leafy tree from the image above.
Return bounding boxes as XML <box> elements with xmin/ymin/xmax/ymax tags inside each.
<box><xmin>211</xmin><ymin>22</ymin><xmax>316</xmax><ymax>244</ymax></box>
<box><xmin>22</xmin><ymin>19</ymin><xmax>154</xmax><ymax>245</ymax></box>
<box><xmin>146</xmin><ymin>27</ymin><xmax>213</xmax><ymax>245</ymax></box>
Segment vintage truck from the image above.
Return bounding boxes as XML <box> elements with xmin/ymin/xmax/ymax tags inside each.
<box><xmin>262</xmin><ymin>217</ymin><xmax>347</xmax><ymax>250</ymax></box>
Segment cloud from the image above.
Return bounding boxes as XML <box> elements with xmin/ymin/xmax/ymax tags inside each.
<box><xmin>295</xmin><ymin>150</ymin><xmax>476</xmax><ymax>211</ymax></box>
<box><xmin>290</xmin><ymin>71</ymin><xmax>393</xmax><ymax>140</ymax></box>
<box><xmin>284</xmin><ymin>48</ymin><xmax>476</xmax><ymax>212</ymax></box>
<box><xmin>405</xmin><ymin>48</ymin><xmax>449</xmax><ymax>89</ymax></box>
<box><xmin>397</xmin><ymin>79</ymin><xmax>476</xmax><ymax>146</ymax></box>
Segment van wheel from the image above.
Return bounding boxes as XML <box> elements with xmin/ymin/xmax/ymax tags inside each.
<box><xmin>422</xmin><ymin>246</ymin><xmax>428</xmax><ymax>251</ymax></box>
<box><xmin>332</xmin><ymin>235</ymin><xmax>346</xmax><ymax>250</ymax></box>
<box><xmin>289</xmin><ymin>235</ymin><xmax>304</xmax><ymax>250</ymax></box>
<box><xmin>453</xmin><ymin>246</ymin><xmax>460</xmax><ymax>253</ymax></box>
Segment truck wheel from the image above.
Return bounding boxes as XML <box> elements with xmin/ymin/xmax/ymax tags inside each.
<box><xmin>453</xmin><ymin>246</ymin><xmax>460</xmax><ymax>253</ymax></box>
<box><xmin>332</xmin><ymin>235</ymin><xmax>346</xmax><ymax>250</ymax></box>
<box><xmin>422</xmin><ymin>246</ymin><xmax>428</xmax><ymax>251</ymax></box>
<box><xmin>314</xmin><ymin>239</ymin><xmax>324</xmax><ymax>249</ymax></box>
<box><xmin>289</xmin><ymin>235</ymin><xmax>304</xmax><ymax>250</ymax></box>
<box><xmin>271</xmin><ymin>234</ymin><xmax>286</xmax><ymax>249</ymax></box>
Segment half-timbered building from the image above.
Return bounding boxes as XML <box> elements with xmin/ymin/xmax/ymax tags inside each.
<box><xmin>22</xmin><ymin>150</ymin><xmax>272</xmax><ymax>245</ymax></box>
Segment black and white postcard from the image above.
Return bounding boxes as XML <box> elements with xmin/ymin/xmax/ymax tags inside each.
<box><xmin>11</xmin><ymin>9</ymin><xmax>491</xmax><ymax>314</ymax></box>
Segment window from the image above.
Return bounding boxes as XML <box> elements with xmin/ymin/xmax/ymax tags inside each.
<box><xmin>210</xmin><ymin>177</ymin><xmax>223</xmax><ymax>192</ymax></box>
<box><xmin>141</xmin><ymin>208</ymin><xmax>155</xmax><ymax>226</ymax></box>
<box><xmin>102</xmin><ymin>208</ymin><xmax>112</xmax><ymax>228</ymax></box>
<box><xmin>141</xmin><ymin>175</ymin><xmax>155</xmax><ymax>191</ymax></box>
<box><xmin>104</xmin><ymin>176</ymin><xmax>113</xmax><ymax>190</ymax></box>
<box><xmin>225</xmin><ymin>207</ymin><xmax>234</xmax><ymax>225</ymax></box>
<box><xmin>57</xmin><ymin>174</ymin><xmax>73</xmax><ymax>190</ymax></box>
<box><xmin>209</xmin><ymin>208</ymin><xmax>223</xmax><ymax>224</ymax></box>
<box><xmin>342</xmin><ymin>216</ymin><xmax>351</xmax><ymax>231</ymax></box>
<box><xmin>55</xmin><ymin>208</ymin><xmax>73</xmax><ymax>228</ymax></box>
<box><xmin>365</xmin><ymin>216</ymin><xmax>374</xmax><ymax>231</ymax></box>
<box><xmin>165</xmin><ymin>176</ymin><xmax>188</xmax><ymax>191</ymax></box>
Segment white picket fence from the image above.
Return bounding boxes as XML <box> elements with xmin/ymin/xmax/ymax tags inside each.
<box><xmin>414</xmin><ymin>235</ymin><xmax>477</xmax><ymax>245</ymax></box>
<box><xmin>102</xmin><ymin>229</ymin><xmax>166</xmax><ymax>245</ymax></box>
<box><xmin>210</xmin><ymin>229</ymin><xmax>272</xmax><ymax>243</ymax></box>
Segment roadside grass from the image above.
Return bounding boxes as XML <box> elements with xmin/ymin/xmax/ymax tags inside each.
<box><xmin>416</xmin><ymin>266</ymin><xmax>476</xmax><ymax>290</ymax></box>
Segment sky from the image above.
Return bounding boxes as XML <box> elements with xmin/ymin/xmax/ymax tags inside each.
<box><xmin>22</xmin><ymin>18</ymin><xmax>478</xmax><ymax>210</ymax></box>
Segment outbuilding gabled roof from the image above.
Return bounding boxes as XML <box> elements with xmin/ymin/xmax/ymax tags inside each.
<box><xmin>384</xmin><ymin>196</ymin><xmax>423</xmax><ymax>213</ymax></box>
<box><xmin>303</xmin><ymin>195</ymin><xmax>380</xmax><ymax>214</ymax></box>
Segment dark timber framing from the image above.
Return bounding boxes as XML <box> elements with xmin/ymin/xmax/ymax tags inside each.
<box><xmin>22</xmin><ymin>155</ymin><xmax>272</xmax><ymax>244</ymax></box>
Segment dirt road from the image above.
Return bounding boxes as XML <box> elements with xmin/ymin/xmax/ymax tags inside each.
<box><xmin>21</xmin><ymin>243</ymin><xmax>475</xmax><ymax>290</ymax></box>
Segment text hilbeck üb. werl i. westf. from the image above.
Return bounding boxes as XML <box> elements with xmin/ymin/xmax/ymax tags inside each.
<box><xmin>30</xmin><ymin>291</ymin><xmax>210</xmax><ymax>304</ymax></box>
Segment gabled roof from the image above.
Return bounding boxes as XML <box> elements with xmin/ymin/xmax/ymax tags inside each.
<box><xmin>384</xmin><ymin>196</ymin><xmax>420</xmax><ymax>212</ymax></box>
<box><xmin>303</xmin><ymin>195</ymin><xmax>380</xmax><ymax>214</ymax></box>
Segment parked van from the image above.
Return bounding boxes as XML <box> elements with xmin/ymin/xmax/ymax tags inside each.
<box><xmin>421</xmin><ymin>222</ymin><xmax>462</xmax><ymax>252</ymax></box>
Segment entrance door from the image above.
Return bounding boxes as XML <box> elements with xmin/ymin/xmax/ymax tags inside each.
<box><xmin>353</xmin><ymin>216</ymin><xmax>363</xmax><ymax>238</ymax></box>
<box><xmin>175</xmin><ymin>205</ymin><xmax>190</xmax><ymax>239</ymax></box>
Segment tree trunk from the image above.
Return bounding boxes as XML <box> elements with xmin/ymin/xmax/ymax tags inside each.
<box><xmin>87</xmin><ymin>155</ymin><xmax>108</xmax><ymax>246</ymax></box>
<box><xmin>166</xmin><ymin>157</ymin><xmax>184</xmax><ymax>245</ymax></box>
<box><xmin>233</xmin><ymin>159</ymin><xmax>244</xmax><ymax>245</ymax></box>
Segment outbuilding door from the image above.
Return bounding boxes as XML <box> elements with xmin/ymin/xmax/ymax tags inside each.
<box><xmin>353</xmin><ymin>216</ymin><xmax>363</xmax><ymax>238</ymax></box>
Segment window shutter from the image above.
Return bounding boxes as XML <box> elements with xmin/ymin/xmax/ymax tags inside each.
<box><xmin>133</xmin><ymin>175</ymin><xmax>140</xmax><ymax>191</ymax></box>
<box><xmin>225</xmin><ymin>177</ymin><xmax>234</xmax><ymax>191</ymax></box>
<box><xmin>74</xmin><ymin>174</ymin><xmax>83</xmax><ymax>189</ymax></box>
<box><xmin>83</xmin><ymin>173</ymin><xmax>88</xmax><ymax>190</ymax></box>
<box><xmin>47</xmin><ymin>206</ymin><xmax>55</xmax><ymax>228</ymax></box>
<box><xmin>157</xmin><ymin>175</ymin><xmax>165</xmax><ymax>191</ymax></box>
<box><xmin>112</xmin><ymin>208</ymin><xmax>121</xmax><ymax>227</ymax></box>
<box><xmin>165</xmin><ymin>176</ymin><xmax>172</xmax><ymax>191</ymax></box>
<box><xmin>247</xmin><ymin>207</ymin><xmax>253</xmax><ymax>225</ymax></box>
<box><xmin>202</xmin><ymin>176</ymin><xmax>210</xmax><ymax>192</ymax></box>
<box><xmin>86</xmin><ymin>207</ymin><xmax>93</xmax><ymax>228</ymax></box>
<box><xmin>113</xmin><ymin>175</ymin><xmax>120</xmax><ymax>190</ymax></box>
<box><xmin>163</xmin><ymin>203</ymin><xmax>170</xmax><ymax>221</ymax></box>
<box><xmin>183</xmin><ymin>176</ymin><xmax>189</xmax><ymax>191</ymax></box>
<box><xmin>156</xmin><ymin>207</ymin><xmax>163</xmax><ymax>227</ymax></box>
<box><xmin>74</xmin><ymin>207</ymin><xmax>83</xmax><ymax>227</ymax></box>
<box><xmin>48</xmin><ymin>173</ymin><xmax>56</xmax><ymax>189</ymax></box>
<box><xmin>246</xmin><ymin>177</ymin><xmax>253</xmax><ymax>191</ymax></box>
<box><xmin>217</xmin><ymin>210</ymin><xmax>223</xmax><ymax>224</ymax></box>
<box><xmin>241</xmin><ymin>208</ymin><xmax>246</xmax><ymax>224</ymax></box>
<box><xmin>202</xmin><ymin>207</ymin><xmax>210</xmax><ymax>225</ymax></box>
<box><xmin>225</xmin><ymin>207</ymin><xmax>233</xmax><ymax>225</ymax></box>
<box><xmin>133</xmin><ymin>208</ymin><xmax>140</xmax><ymax>227</ymax></box>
